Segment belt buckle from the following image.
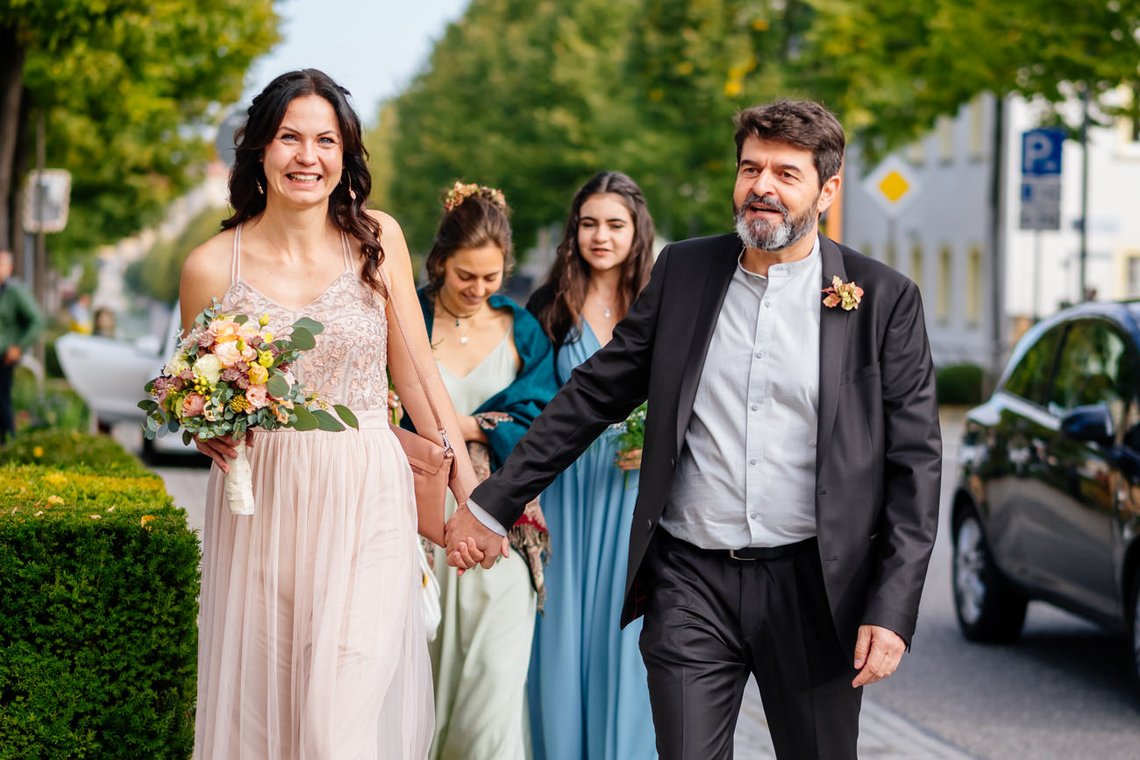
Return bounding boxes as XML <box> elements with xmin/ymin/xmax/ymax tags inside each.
<box><xmin>728</xmin><ymin>548</ymin><xmax>757</xmax><ymax>561</ymax></box>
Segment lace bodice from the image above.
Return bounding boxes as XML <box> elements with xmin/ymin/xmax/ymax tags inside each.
<box><xmin>218</xmin><ymin>226</ymin><xmax>390</xmax><ymax>412</ymax></box>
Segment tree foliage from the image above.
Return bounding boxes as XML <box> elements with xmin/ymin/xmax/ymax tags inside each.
<box><xmin>797</xmin><ymin>0</ymin><xmax>1140</xmax><ymax>153</ymax></box>
<box><xmin>375</xmin><ymin>0</ymin><xmax>1140</xmax><ymax>256</ymax></box>
<box><xmin>125</xmin><ymin>204</ymin><xmax>228</xmax><ymax>305</ymax></box>
<box><xmin>0</xmin><ymin>0</ymin><xmax>277</xmax><ymax>264</ymax></box>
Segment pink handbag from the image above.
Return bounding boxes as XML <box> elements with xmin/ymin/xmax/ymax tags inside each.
<box><xmin>385</xmin><ymin>277</ymin><xmax>462</xmax><ymax>547</ymax></box>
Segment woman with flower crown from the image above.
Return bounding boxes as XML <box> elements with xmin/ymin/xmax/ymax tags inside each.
<box><xmin>397</xmin><ymin>181</ymin><xmax>558</xmax><ymax>760</ymax></box>
<box><xmin>525</xmin><ymin>171</ymin><xmax>658</xmax><ymax>760</ymax></box>
<box><xmin>179</xmin><ymin>69</ymin><xmax>481</xmax><ymax>759</ymax></box>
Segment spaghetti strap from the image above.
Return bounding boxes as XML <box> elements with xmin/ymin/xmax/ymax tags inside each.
<box><xmin>340</xmin><ymin>232</ymin><xmax>352</xmax><ymax>273</ymax></box>
<box><xmin>231</xmin><ymin>224</ymin><xmax>243</xmax><ymax>284</ymax></box>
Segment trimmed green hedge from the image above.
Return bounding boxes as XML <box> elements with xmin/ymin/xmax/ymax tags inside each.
<box><xmin>936</xmin><ymin>362</ymin><xmax>987</xmax><ymax>406</ymax></box>
<box><xmin>0</xmin><ymin>432</ymin><xmax>200</xmax><ymax>758</ymax></box>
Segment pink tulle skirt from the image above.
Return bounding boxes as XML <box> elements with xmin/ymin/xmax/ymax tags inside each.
<box><xmin>194</xmin><ymin>411</ymin><xmax>433</xmax><ymax>759</ymax></box>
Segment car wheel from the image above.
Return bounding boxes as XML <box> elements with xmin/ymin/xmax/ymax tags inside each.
<box><xmin>952</xmin><ymin>511</ymin><xmax>1027</xmax><ymax>642</ymax></box>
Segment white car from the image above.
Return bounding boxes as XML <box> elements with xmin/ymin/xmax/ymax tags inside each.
<box><xmin>54</xmin><ymin>305</ymin><xmax>196</xmax><ymax>458</ymax></box>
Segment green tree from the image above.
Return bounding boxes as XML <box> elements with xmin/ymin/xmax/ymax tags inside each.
<box><xmin>799</xmin><ymin>0</ymin><xmax>1140</xmax><ymax>154</ymax></box>
<box><xmin>0</xmin><ymin>0</ymin><xmax>277</xmax><ymax>263</ymax></box>
<box><xmin>126</xmin><ymin>204</ymin><xmax>228</xmax><ymax>305</ymax></box>
<box><xmin>387</xmin><ymin>0</ymin><xmax>641</xmax><ymax>254</ymax></box>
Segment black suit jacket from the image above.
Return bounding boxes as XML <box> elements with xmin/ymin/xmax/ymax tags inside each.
<box><xmin>471</xmin><ymin>233</ymin><xmax>942</xmax><ymax>650</ymax></box>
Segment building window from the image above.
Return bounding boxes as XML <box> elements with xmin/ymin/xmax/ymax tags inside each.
<box><xmin>937</xmin><ymin>246</ymin><xmax>953</xmax><ymax>321</ymax></box>
<box><xmin>968</xmin><ymin>96</ymin><xmax>985</xmax><ymax>160</ymax></box>
<box><xmin>905</xmin><ymin>139</ymin><xmax>925</xmax><ymax>166</ymax></box>
<box><xmin>910</xmin><ymin>244</ymin><xmax>924</xmax><ymax>292</ymax></box>
<box><xmin>966</xmin><ymin>245</ymin><xmax>983</xmax><ymax>324</ymax></box>
<box><xmin>937</xmin><ymin>116</ymin><xmax>955</xmax><ymax>163</ymax></box>
<box><xmin>1125</xmin><ymin>252</ymin><xmax>1140</xmax><ymax>297</ymax></box>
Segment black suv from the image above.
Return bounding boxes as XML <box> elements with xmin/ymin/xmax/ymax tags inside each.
<box><xmin>951</xmin><ymin>300</ymin><xmax>1140</xmax><ymax>684</ymax></box>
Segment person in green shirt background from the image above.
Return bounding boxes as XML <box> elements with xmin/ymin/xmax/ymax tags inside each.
<box><xmin>0</xmin><ymin>249</ymin><xmax>46</xmax><ymax>442</ymax></box>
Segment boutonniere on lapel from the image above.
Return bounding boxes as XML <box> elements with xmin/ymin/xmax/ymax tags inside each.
<box><xmin>822</xmin><ymin>276</ymin><xmax>864</xmax><ymax>311</ymax></box>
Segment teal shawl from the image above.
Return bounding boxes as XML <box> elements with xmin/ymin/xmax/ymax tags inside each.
<box><xmin>408</xmin><ymin>288</ymin><xmax>558</xmax><ymax>471</ymax></box>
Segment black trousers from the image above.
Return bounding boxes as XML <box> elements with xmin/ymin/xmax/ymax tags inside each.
<box><xmin>639</xmin><ymin>531</ymin><xmax>861</xmax><ymax>760</ymax></box>
<box><xmin>0</xmin><ymin>359</ymin><xmax>13</xmax><ymax>442</ymax></box>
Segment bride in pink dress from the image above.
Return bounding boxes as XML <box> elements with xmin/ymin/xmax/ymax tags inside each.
<box><xmin>179</xmin><ymin>69</ymin><xmax>480</xmax><ymax>759</ymax></box>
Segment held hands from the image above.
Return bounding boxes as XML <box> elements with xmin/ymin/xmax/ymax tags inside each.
<box><xmin>851</xmin><ymin>624</ymin><xmax>906</xmax><ymax>688</ymax></box>
<box><xmin>444</xmin><ymin>502</ymin><xmax>510</xmax><ymax>574</ymax></box>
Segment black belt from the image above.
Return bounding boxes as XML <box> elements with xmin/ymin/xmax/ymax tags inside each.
<box><xmin>725</xmin><ymin>537</ymin><xmax>817</xmax><ymax>561</ymax></box>
<box><xmin>661</xmin><ymin>531</ymin><xmax>817</xmax><ymax>562</ymax></box>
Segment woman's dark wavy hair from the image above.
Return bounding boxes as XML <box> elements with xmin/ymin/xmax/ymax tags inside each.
<box><xmin>536</xmin><ymin>171</ymin><xmax>655</xmax><ymax>348</ymax></box>
<box><xmin>222</xmin><ymin>69</ymin><xmax>385</xmax><ymax>293</ymax></box>
<box><xmin>424</xmin><ymin>186</ymin><xmax>514</xmax><ymax>299</ymax></box>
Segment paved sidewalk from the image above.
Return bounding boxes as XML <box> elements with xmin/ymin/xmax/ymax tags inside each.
<box><xmin>735</xmin><ymin>680</ymin><xmax>975</xmax><ymax>759</ymax></box>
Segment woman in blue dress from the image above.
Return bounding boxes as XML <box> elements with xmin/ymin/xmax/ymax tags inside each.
<box><xmin>525</xmin><ymin>171</ymin><xmax>657</xmax><ymax>760</ymax></box>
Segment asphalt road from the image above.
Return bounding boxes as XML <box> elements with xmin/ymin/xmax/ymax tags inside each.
<box><xmin>141</xmin><ymin>409</ymin><xmax>1140</xmax><ymax>758</ymax></box>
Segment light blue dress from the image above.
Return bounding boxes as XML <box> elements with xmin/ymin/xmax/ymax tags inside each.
<box><xmin>528</xmin><ymin>321</ymin><xmax>657</xmax><ymax>760</ymax></box>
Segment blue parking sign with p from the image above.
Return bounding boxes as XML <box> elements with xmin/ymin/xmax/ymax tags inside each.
<box><xmin>1021</xmin><ymin>128</ymin><xmax>1065</xmax><ymax>177</ymax></box>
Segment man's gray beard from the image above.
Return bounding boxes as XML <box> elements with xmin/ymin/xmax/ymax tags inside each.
<box><xmin>734</xmin><ymin>196</ymin><xmax>818</xmax><ymax>252</ymax></box>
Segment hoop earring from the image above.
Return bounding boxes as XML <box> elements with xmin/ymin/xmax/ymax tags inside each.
<box><xmin>256</xmin><ymin>178</ymin><xmax>265</xmax><ymax>195</ymax></box>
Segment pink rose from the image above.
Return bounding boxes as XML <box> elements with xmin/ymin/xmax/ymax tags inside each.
<box><xmin>182</xmin><ymin>393</ymin><xmax>207</xmax><ymax>417</ymax></box>
<box><xmin>246</xmin><ymin>384</ymin><xmax>269</xmax><ymax>409</ymax></box>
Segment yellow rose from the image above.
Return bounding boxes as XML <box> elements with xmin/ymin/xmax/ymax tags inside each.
<box><xmin>258</xmin><ymin>350</ymin><xmax>274</xmax><ymax>368</ymax></box>
<box><xmin>248</xmin><ymin>363</ymin><xmax>269</xmax><ymax>385</ymax></box>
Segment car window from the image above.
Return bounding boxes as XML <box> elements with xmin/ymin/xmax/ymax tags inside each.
<box><xmin>1048</xmin><ymin>319</ymin><xmax>1128</xmax><ymax>422</ymax></box>
<box><xmin>1003</xmin><ymin>324</ymin><xmax>1064</xmax><ymax>406</ymax></box>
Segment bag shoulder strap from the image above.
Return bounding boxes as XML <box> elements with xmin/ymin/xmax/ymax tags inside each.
<box><xmin>379</xmin><ymin>267</ymin><xmax>452</xmax><ymax>450</ymax></box>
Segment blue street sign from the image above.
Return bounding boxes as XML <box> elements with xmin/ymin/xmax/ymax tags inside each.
<box><xmin>1021</xmin><ymin>128</ymin><xmax>1065</xmax><ymax>177</ymax></box>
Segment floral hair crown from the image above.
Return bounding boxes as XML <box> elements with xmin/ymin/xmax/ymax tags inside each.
<box><xmin>443</xmin><ymin>181</ymin><xmax>507</xmax><ymax>212</ymax></box>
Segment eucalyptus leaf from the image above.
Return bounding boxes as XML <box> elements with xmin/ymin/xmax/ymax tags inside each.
<box><xmin>266</xmin><ymin>374</ymin><xmax>290</xmax><ymax>398</ymax></box>
<box><xmin>292</xmin><ymin>316</ymin><xmax>325</xmax><ymax>335</ymax></box>
<box><xmin>333</xmin><ymin>404</ymin><xmax>359</xmax><ymax>429</ymax></box>
<box><xmin>292</xmin><ymin>406</ymin><xmax>319</xmax><ymax>431</ymax></box>
<box><xmin>313</xmin><ymin>409</ymin><xmax>346</xmax><ymax>432</ymax></box>
<box><xmin>182</xmin><ymin>430</ymin><xmax>193</xmax><ymax>445</ymax></box>
<box><xmin>290</xmin><ymin>327</ymin><xmax>316</xmax><ymax>351</ymax></box>
<box><xmin>233</xmin><ymin>314</ymin><xmax>249</xmax><ymax>324</ymax></box>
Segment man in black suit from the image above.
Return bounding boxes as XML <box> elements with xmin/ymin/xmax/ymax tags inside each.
<box><xmin>446</xmin><ymin>100</ymin><xmax>942</xmax><ymax>759</ymax></box>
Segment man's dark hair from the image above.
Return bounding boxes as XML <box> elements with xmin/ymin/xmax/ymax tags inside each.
<box><xmin>733</xmin><ymin>100</ymin><xmax>846</xmax><ymax>187</ymax></box>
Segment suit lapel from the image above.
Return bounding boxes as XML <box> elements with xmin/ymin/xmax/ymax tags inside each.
<box><xmin>816</xmin><ymin>236</ymin><xmax>848</xmax><ymax>473</ymax></box>
<box><xmin>674</xmin><ymin>237</ymin><xmax>740</xmax><ymax>454</ymax></box>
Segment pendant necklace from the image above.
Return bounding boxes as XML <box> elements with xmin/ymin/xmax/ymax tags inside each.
<box><xmin>437</xmin><ymin>299</ymin><xmax>479</xmax><ymax>345</ymax></box>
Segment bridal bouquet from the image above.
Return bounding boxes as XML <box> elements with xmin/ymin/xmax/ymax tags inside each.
<box><xmin>139</xmin><ymin>301</ymin><xmax>357</xmax><ymax>514</ymax></box>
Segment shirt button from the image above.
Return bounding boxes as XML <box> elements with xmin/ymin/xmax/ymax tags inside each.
<box><xmin>749</xmin><ymin>512</ymin><xmax>759</xmax><ymax>520</ymax></box>
<box><xmin>764</xmin><ymin>300</ymin><xmax>772</xmax><ymax>308</ymax></box>
<box><xmin>749</xmin><ymin>459</ymin><xmax>757</xmax><ymax>466</ymax></box>
<box><xmin>751</xmin><ymin>404</ymin><xmax>758</xmax><ymax>411</ymax></box>
<box><xmin>756</xmin><ymin>352</ymin><xmax>765</xmax><ymax>359</ymax></box>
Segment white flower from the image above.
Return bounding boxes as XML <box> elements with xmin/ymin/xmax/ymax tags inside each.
<box><xmin>194</xmin><ymin>354</ymin><xmax>224</xmax><ymax>385</ymax></box>
<box><xmin>164</xmin><ymin>351</ymin><xmax>190</xmax><ymax>376</ymax></box>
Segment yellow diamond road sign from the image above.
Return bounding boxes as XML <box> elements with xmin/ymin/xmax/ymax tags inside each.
<box><xmin>863</xmin><ymin>156</ymin><xmax>920</xmax><ymax>218</ymax></box>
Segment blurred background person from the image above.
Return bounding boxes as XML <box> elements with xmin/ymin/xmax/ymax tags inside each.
<box><xmin>0</xmin><ymin>249</ymin><xmax>46</xmax><ymax>443</ymax></box>
<box><xmin>92</xmin><ymin>306</ymin><xmax>117</xmax><ymax>337</ymax></box>
<box><xmin>406</xmin><ymin>181</ymin><xmax>558</xmax><ymax>760</ymax></box>
<box><xmin>67</xmin><ymin>293</ymin><xmax>93</xmax><ymax>333</ymax></box>
<box><xmin>525</xmin><ymin>171</ymin><xmax>657</xmax><ymax>760</ymax></box>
